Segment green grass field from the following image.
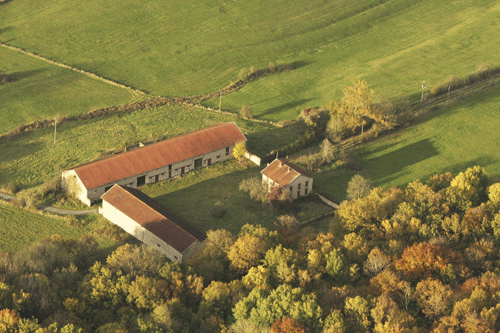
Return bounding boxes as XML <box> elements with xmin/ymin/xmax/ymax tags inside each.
<box><xmin>0</xmin><ymin>104</ymin><xmax>298</xmax><ymax>189</ymax></box>
<box><xmin>141</xmin><ymin>161</ymin><xmax>331</xmax><ymax>234</ymax></box>
<box><xmin>1</xmin><ymin>0</ymin><xmax>499</xmax><ymax>123</ymax></box>
<box><xmin>314</xmin><ymin>83</ymin><xmax>500</xmax><ymax>200</ymax></box>
<box><xmin>0</xmin><ymin>46</ymin><xmax>133</xmax><ymax>135</ymax></box>
<box><xmin>0</xmin><ymin>200</ymin><xmax>118</xmax><ymax>252</ymax></box>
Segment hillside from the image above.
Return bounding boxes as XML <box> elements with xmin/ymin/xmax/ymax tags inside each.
<box><xmin>1</xmin><ymin>0</ymin><xmax>499</xmax><ymax>126</ymax></box>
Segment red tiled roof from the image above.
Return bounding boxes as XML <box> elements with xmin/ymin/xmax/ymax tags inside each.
<box><xmin>261</xmin><ymin>159</ymin><xmax>312</xmax><ymax>188</ymax></box>
<box><xmin>70</xmin><ymin>122</ymin><xmax>246</xmax><ymax>189</ymax></box>
<box><xmin>101</xmin><ymin>184</ymin><xmax>206</xmax><ymax>253</ymax></box>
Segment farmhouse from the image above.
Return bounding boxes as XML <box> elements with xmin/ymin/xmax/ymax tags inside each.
<box><xmin>62</xmin><ymin>122</ymin><xmax>247</xmax><ymax>206</ymax></box>
<box><xmin>101</xmin><ymin>184</ymin><xmax>205</xmax><ymax>262</ymax></box>
<box><xmin>261</xmin><ymin>158</ymin><xmax>313</xmax><ymax>199</ymax></box>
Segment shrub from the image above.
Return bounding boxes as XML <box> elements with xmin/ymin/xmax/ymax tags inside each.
<box><xmin>239</xmin><ymin>105</ymin><xmax>253</xmax><ymax>119</ymax></box>
<box><xmin>466</xmin><ymin>63</ymin><xmax>492</xmax><ymax>84</ymax></box>
<box><xmin>0</xmin><ymin>183</ymin><xmax>17</xmax><ymax>195</ymax></box>
<box><xmin>238</xmin><ymin>68</ymin><xmax>248</xmax><ymax>81</ymax></box>
<box><xmin>268</xmin><ymin>62</ymin><xmax>276</xmax><ymax>73</ymax></box>
<box><xmin>248</xmin><ymin>66</ymin><xmax>259</xmax><ymax>77</ymax></box>
<box><xmin>430</xmin><ymin>75</ymin><xmax>464</xmax><ymax>96</ymax></box>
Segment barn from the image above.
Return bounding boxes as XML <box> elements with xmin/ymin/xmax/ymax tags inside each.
<box><xmin>261</xmin><ymin>158</ymin><xmax>313</xmax><ymax>199</ymax></box>
<box><xmin>100</xmin><ymin>184</ymin><xmax>205</xmax><ymax>262</ymax></box>
<box><xmin>62</xmin><ymin>122</ymin><xmax>247</xmax><ymax>206</ymax></box>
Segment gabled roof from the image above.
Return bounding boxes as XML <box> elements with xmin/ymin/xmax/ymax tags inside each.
<box><xmin>261</xmin><ymin>158</ymin><xmax>312</xmax><ymax>188</ymax></box>
<box><xmin>101</xmin><ymin>184</ymin><xmax>206</xmax><ymax>253</ymax></box>
<box><xmin>70</xmin><ymin>122</ymin><xmax>246</xmax><ymax>189</ymax></box>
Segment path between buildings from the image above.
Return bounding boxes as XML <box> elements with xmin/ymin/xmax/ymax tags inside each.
<box><xmin>0</xmin><ymin>192</ymin><xmax>98</xmax><ymax>215</ymax></box>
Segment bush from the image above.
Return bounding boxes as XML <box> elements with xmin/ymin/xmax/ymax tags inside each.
<box><xmin>239</xmin><ymin>105</ymin><xmax>253</xmax><ymax>119</ymax></box>
<box><xmin>0</xmin><ymin>183</ymin><xmax>17</xmax><ymax>195</ymax></box>
<box><xmin>238</xmin><ymin>68</ymin><xmax>249</xmax><ymax>81</ymax></box>
<box><xmin>430</xmin><ymin>75</ymin><xmax>464</xmax><ymax>96</ymax></box>
<box><xmin>466</xmin><ymin>63</ymin><xmax>492</xmax><ymax>84</ymax></box>
<box><xmin>268</xmin><ymin>62</ymin><xmax>276</xmax><ymax>73</ymax></box>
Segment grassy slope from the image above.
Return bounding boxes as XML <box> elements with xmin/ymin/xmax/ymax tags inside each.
<box><xmin>315</xmin><ymin>83</ymin><xmax>500</xmax><ymax>200</ymax></box>
<box><xmin>2</xmin><ymin>0</ymin><xmax>499</xmax><ymax>122</ymax></box>
<box><xmin>0</xmin><ymin>105</ymin><xmax>284</xmax><ymax>189</ymax></box>
<box><xmin>0</xmin><ymin>46</ymin><xmax>133</xmax><ymax>135</ymax></box>
<box><xmin>0</xmin><ymin>200</ymin><xmax>118</xmax><ymax>252</ymax></box>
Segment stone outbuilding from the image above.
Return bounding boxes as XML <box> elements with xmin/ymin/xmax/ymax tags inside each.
<box><xmin>261</xmin><ymin>158</ymin><xmax>313</xmax><ymax>199</ymax></box>
<box><xmin>62</xmin><ymin>122</ymin><xmax>247</xmax><ymax>206</ymax></box>
<box><xmin>100</xmin><ymin>184</ymin><xmax>205</xmax><ymax>262</ymax></box>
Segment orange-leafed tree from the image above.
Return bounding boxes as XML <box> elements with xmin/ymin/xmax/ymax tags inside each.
<box><xmin>394</xmin><ymin>242</ymin><xmax>465</xmax><ymax>283</ymax></box>
<box><xmin>271</xmin><ymin>317</ymin><xmax>310</xmax><ymax>333</ymax></box>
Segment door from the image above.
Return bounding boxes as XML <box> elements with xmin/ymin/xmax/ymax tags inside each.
<box><xmin>181</xmin><ymin>167</ymin><xmax>185</xmax><ymax>175</ymax></box>
<box><xmin>137</xmin><ymin>175</ymin><xmax>146</xmax><ymax>186</ymax></box>
<box><xmin>155</xmin><ymin>175</ymin><xmax>159</xmax><ymax>183</ymax></box>
<box><xmin>207</xmin><ymin>158</ymin><xmax>211</xmax><ymax>166</ymax></box>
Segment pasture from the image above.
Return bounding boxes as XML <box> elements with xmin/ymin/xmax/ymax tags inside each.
<box><xmin>1</xmin><ymin>0</ymin><xmax>499</xmax><ymax>124</ymax></box>
<box><xmin>0</xmin><ymin>200</ymin><xmax>118</xmax><ymax>253</ymax></box>
<box><xmin>0</xmin><ymin>46</ymin><xmax>133</xmax><ymax>135</ymax></box>
<box><xmin>314</xmin><ymin>83</ymin><xmax>500</xmax><ymax>200</ymax></box>
<box><xmin>0</xmin><ymin>104</ymin><xmax>296</xmax><ymax>189</ymax></box>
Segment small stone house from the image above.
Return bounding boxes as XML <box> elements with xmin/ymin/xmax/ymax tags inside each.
<box><xmin>62</xmin><ymin>122</ymin><xmax>247</xmax><ymax>206</ymax></box>
<box><xmin>261</xmin><ymin>158</ymin><xmax>313</xmax><ymax>199</ymax></box>
<box><xmin>101</xmin><ymin>184</ymin><xmax>205</xmax><ymax>262</ymax></box>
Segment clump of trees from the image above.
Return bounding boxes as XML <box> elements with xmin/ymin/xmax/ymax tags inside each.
<box><xmin>2</xmin><ymin>166</ymin><xmax>500</xmax><ymax>332</ymax></box>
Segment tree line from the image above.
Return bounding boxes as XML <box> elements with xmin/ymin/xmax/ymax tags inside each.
<box><xmin>1</xmin><ymin>166</ymin><xmax>500</xmax><ymax>332</ymax></box>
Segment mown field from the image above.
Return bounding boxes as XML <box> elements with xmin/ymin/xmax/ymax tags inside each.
<box><xmin>0</xmin><ymin>46</ymin><xmax>134</xmax><ymax>135</ymax></box>
<box><xmin>314</xmin><ymin>83</ymin><xmax>500</xmax><ymax>200</ymax></box>
<box><xmin>1</xmin><ymin>0</ymin><xmax>499</xmax><ymax>125</ymax></box>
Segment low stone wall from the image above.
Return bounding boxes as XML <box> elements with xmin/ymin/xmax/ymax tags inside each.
<box><xmin>244</xmin><ymin>152</ymin><xmax>261</xmax><ymax>166</ymax></box>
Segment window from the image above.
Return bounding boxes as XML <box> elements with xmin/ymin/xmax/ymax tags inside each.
<box><xmin>226</xmin><ymin>147</ymin><xmax>230</xmax><ymax>155</ymax></box>
<box><xmin>194</xmin><ymin>158</ymin><xmax>203</xmax><ymax>168</ymax></box>
<box><xmin>157</xmin><ymin>243</ymin><xmax>160</xmax><ymax>247</ymax></box>
<box><xmin>168</xmin><ymin>164</ymin><xmax>172</xmax><ymax>171</ymax></box>
<box><xmin>305</xmin><ymin>188</ymin><xmax>308</xmax><ymax>195</ymax></box>
<box><xmin>297</xmin><ymin>190</ymin><xmax>300</xmax><ymax>197</ymax></box>
<box><xmin>298</xmin><ymin>183</ymin><xmax>301</xmax><ymax>190</ymax></box>
<box><xmin>305</xmin><ymin>181</ymin><xmax>309</xmax><ymax>187</ymax></box>
<box><xmin>174</xmin><ymin>256</ymin><xmax>178</xmax><ymax>261</ymax></box>
<box><xmin>217</xmin><ymin>155</ymin><xmax>221</xmax><ymax>159</ymax></box>
<box><xmin>289</xmin><ymin>185</ymin><xmax>293</xmax><ymax>192</ymax></box>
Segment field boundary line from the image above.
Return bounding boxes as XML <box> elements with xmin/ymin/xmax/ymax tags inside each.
<box><xmin>0</xmin><ymin>42</ymin><xmax>146</xmax><ymax>98</ymax></box>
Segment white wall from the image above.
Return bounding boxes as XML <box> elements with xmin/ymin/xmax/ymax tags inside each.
<box><xmin>72</xmin><ymin>145</ymin><xmax>236</xmax><ymax>206</ymax></box>
<box><xmin>101</xmin><ymin>200</ymin><xmax>191</xmax><ymax>262</ymax></box>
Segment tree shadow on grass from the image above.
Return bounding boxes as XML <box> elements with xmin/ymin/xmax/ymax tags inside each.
<box><xmin>258</xmin><ymin>99</ymin><xmax>313</xmax><ymax>118</ymax></box>
<box><xmin>357</xmin><ymin>138</ymin><xmax>439</xmax><ymax>185</ymax></box>
<box><xmin>7</xmin><ymin>69</ymin><xmax>47</xmax><ymax>82</ymax></box>
<box><xmin>246</xmin><ymin>121</ymin><xmax>307</xmax><ymax>157</ymax></box>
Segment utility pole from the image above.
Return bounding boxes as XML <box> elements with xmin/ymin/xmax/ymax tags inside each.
<box><xmin>219</xmin><ymin>91</ymin><xmax>222</xmax><ymax>112</ymax></box>
<box><xmin>421</xmin><ymin>80</ymin><xmax>425</xmax><ymax>102</ymax></box>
